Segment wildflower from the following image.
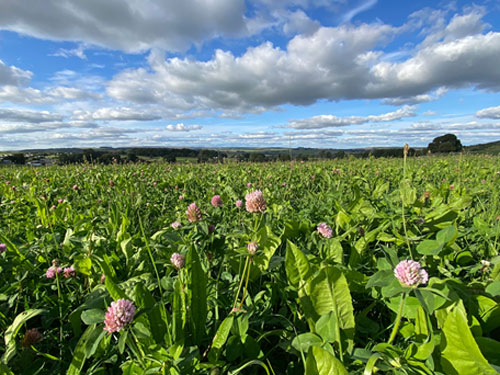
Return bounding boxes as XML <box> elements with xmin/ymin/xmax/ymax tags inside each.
<box><xmin>394</xmin><ymin>260</ymin><xmax>428</xmax><ymax>287</ymax></box>
<box><xmin>179</xmin><ymin>195</ymin><xmax>184</xmax><ymax>200</ymax></box>
<box><xmin>21</xmin><ymin>329</ymin><xmax>43</xmax><ymax>347</ymax></box>
<box><xmin>73</xmin><ymin>184</ymin><xmax>78</xmax><ymax>190</ymax></box>
<box><xmin>170</xmin><ymin>253</ymin><xmax>185</xmax><ymax>270</ymax></box>
<box><xmin>317</xmin><ymin>223</ymin><xmax>333</xmax><ymax>238</ymax></box>
<box><xmin>247</xmin><ymin>242</ymin><xmax>259</xmax><ymax>255</ymax></box>
<box><xmin>245</xmin><ymin>190</ymin><xmax>266</xmax><ymax>213</ymax></box>
<box><xmin>104</xmin><ymin>299</ymin><xmax>136</xmax><ymax>333</ymax></box>
<box><xmin>46</xmin><ymin>266</ymin><xmax>62</xmax><ymax>279</ymax></box>
<box><xmin>481</xmin><ymin>260</ymin><xmax>491</xmax><ymax>273</ymax></box>
<box><xmin>171</xmin><ymin>221</ymin><xmax>182</xmax><ymax>229</ymax></box>
<box><xmin>449</xmin><ymin>184</ymin><xmax>454</xmax><ymax>190</ymax></box>
<box><xmin>63</xmin><ymin>266</ymin><xmax>76</xmax><ymax>278</ymax></box>
<box><xmin>186</xmin><ymin>202</ymin><xmax>202</xmax><ymax>223</ymax></box>
<box><xmin>235</xmin><ymin>200</ymin><xmax>243</xmax><ymax>208</ymax></box>
<box><xmin>0</xmin><ymin>243</ymin><xmax>6</xmax><ymax>254</ymax></box>
<box><xmin>209</xmin><ymin>224</ymin><xmax>216</xmax><ymax>233</ymax></box>
<box><xmin>403</xmin><ymin>143</ymin><xmax>410</xmax><ymax>157</ymax></box>
<box><xmin>58</xmin><ymin>198</ymin><xmax>64</xmax><ymax>204</ymax></box>
<box><xmin>100</xmin><ymin>273</ymin><xmax>106</xmax><ymax>283</ymax></box>
<box><xmin>211</xmin><ymin>195</ymin><xmax>223</xmax><ymax>207</ymax></box>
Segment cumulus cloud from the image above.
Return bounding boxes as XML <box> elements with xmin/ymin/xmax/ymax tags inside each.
<box><xmin>74</xmin><ymin>107</ymin><xmax>162</xmax><ymax>121</ymax></box>
<box><xmin>0</xmin><ymin>121</ymin><xmax>98</xmax><ymax>134</ymax></box>
<box><xmin>0</xmin><ymin>85</ymin><xmax>101</xmax><ymax>105</ymax></box>
<box><xmin>165</xmin><ymin>123</ymin><xmax>202</xmax><ymax>132</ymax></box>
<box><xmin>476</xmin><ymin>105</ymin><xmax>500</xmax><ymax>119</ymax></box>
<box><xmin>0</xmin><ymin>59</ymin><xmax>33</xmax><ymax>86</ymax></box>
<box><xmin>107</xmin><ymin>23</ymin><xmax>396</xmax><ymax>113</ymax></box>
<box><xmin>0</xmin><ymin>0</ymin><xmax>247</xmax><ymax>53</ymax></box>
<box><xmin>287</xmin><ymin>106</ymin><xmax>416</xmax><ymax>129</ymax></box>
<box><xmin>0</xmin><ymin>108</ymin><xmax>64</xmax><ymax>123</ymax></box>
<box><xmin>105</xmin><ymin>7</ymin><xmax>500</xmax><ymax>115</ymax></box>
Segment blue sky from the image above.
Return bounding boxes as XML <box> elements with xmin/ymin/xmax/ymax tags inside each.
<box><xmin>1</xmin><ymin>0</ymin><xmax>500</xmax><ymax>150</ymax></box>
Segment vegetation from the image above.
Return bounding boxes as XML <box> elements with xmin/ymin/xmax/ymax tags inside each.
<box><xmin>1</xmin><ymin>154</ymin><xmax>500</xmax><ymax>374</ymax></box>
<box><xmin>427</xmin><ymin>134</ymin><xmax>463</xmax><ymax>154</ymax></box>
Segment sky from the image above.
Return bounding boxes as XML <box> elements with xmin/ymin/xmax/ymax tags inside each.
<box><xmin>1</xmin><ymin>0</ymin><xmax>500</xmax><ymax>151</ymax></box>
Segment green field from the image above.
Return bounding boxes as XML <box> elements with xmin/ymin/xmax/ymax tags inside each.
<box><xmin>1</xmin><ymin>155</ymin><xmax>500</xmax><ymax>374</ymax></box>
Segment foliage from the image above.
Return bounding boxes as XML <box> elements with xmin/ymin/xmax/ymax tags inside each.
<box><xmin>0</xmin><ymin>154</ymin><xmax>499</xmax><ymax>374</ymax></box>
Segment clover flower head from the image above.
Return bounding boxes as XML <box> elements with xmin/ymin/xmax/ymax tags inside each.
<box><xmin>186</xmin><ymin>202</ymin><xmax>202</xmax><ymax>223</ymax></box>
<box><xmin>235</xmin><ymin>199</ymin><xmax>243</xmax><ymax>208</ymax></box>
<box><xmin>104</xmin><ymin>299</ymin><xmax>136</xmax><ymax>333</ymax></box>
<box><xmin>170</xmin><ymin>253</ymin><xmax>185</xmax><ymax>270</ymax></box>
<box><xmin>171</xmin><ymin>221</ymin><xmax>182</xmax><ymax>229</ymax></box>
<box><xmin>22</xmin><ymin>329</ymin><xmax>43</xmax><ymax>347</ymax></box>
<box><xmin>245</xmin><ymin>190</ymin><xmax>266</xmax><ymax>213</ymax></box>
<box><xmin>0</xmin><ymin>243</ymin><xmax>6</xmax><ymax>253</ymax></box>
<box><xmin>211</xmin><ymin>194</ymin><xmax>223</xmax><ymax>207</ymax></box>
<box><xmin>317</xmin><ymin>223</ymin><xmax>333</xmax><ymax>238</ymax></box>
<box><xmin>63</xmin><ymin>266</ymin><xmax>76</xmax><ymax>278</ymax></box>
<box><xmin>46</xmin><ymin>266</ymin><xmax>62</xmax><ymax>279</ymax></box>
<box><xmin>394</xmin><ymin>260</ymin><xmax>428</xmax><ymax>287</ymax></box>
<box><xmin>247</xmin><ymin>241</ymin><xmax>259</xmax><ymax>255</ymax></box>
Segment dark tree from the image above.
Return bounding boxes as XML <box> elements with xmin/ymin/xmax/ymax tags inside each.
<box><xmin>5</xmin><ymin>153</ymin><xmax>26</xmax><ymax>164</ymax></box>
<box><xmin>428</xmin><ymin>134</ymin><xmax>463</xmax><ymax>153</ymax></box>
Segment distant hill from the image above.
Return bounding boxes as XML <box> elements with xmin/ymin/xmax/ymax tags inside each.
<box><xmin>465</xmin><ymin>140</ymin><xmax>500</xmax><ymax>154</ymax></box>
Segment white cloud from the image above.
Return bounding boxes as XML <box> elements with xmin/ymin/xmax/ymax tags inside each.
<box><xmin>105</xmin><ymin>7</ymin><xmax>500</xmax><ymax>115</ymax></box>
<box><xmin>0</xmin><ymin>59</ymin><xmax>33</xmax><ymax>86</ymax></box>
<box><xmin>0</xmin><ymin>121</ymin><xmax>97</xmax><ymax>134</ymax></box>
<box><xmin>0</xmin><ymin>108</ymin><xmax>64</xmax><ymax>123</ymax></box>
<box><xmin>287</xmin><ymin>106</ymin><xmax>416</xmax><ymax>129</ymax></box>
<box><xmin>165</xmin><ymin>123</ymin><xmax>202</xmax><ymax>132</ymax></box>
<box><xmin>74</xmin><ymin>107</ymin><xmax>162</xmax><ymax>121</ymax></box>
<box><xmin>51</xmin><ymin>43</ymin><xmax>87</xmax><ymax>59</ymax></box>
<box><xmin>341</xmin><ymin>0</ymin><xmax>378</xmax><ymax>24</ymax></box>
<box><xmin>476</xmin><ymin>105</ymin><xmax>500</xmax><ymax>119</ymax></box>
<box><xmin>0</xmin><ymin>0</ymin><xmax>248</xmax><ymax>53</ymax></box>
<box><xmin>107</xmin><ymin>23</ymin><xmax>396</xmax><ymax>113</ymax></box>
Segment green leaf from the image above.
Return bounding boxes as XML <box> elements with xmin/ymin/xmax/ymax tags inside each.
<box><xmin>441</xmin><ymin>302</ymin><xmax>497</xmax><ymax>375</ymax></box>
<box><xmin>292</xmin><ymin>332</ymin><xmax>323</xmax><ymax>353</ymax></box>
<box><xmin>209</xmin><ymin>315</ymin><xmax>234</xmax><ymax>362</ymax></box>
<box><xmin>99</xmin><ymin>259</ymin><xmax>127</xmax><ymax>300</ymax></box>
<box><xmin>285</xmin><ymin>240</ymin><xmax>312</xmax><ymax>290</ymax></box>
<box><xmin>172</xmin><ymin>278</ymin><xmax>185</xmax><ymax>344</ymax></box>
<box><xmin>485</xmin><ymin>281</ymin><xmax>500</xmax><ymax>297</ymax></box>
<box><xmin>324</xmin><ymin>239</ymin><xmax>343</xmax><ymax>264</ymax></box>
<box><xmin>81</xmin><ymin>309</ymin><xmax>105</xmax><ymax>325</ymax></box>
<box><xmin>308</xmin><ymin>267</ymin><xmax>355</xmax><ymax>349</ymax></box>
<box><xmin>118</xmin><ymin>330</ymin><xmax>128</xmax><ymax>354</ymax></box>
<box><xmin>135</xmin><ymin>283</ymin><xmax>166</xmax><ymax>344</ymax></box>
<box><xmin>315</xmin><ymin>312</ymin><xmax>339</xmax><ymax>343</ymax></box>
<box><xmin>2</xmin><ymin>308</ymin><xmax>45</xmax><ymax>364</ymax></box>
<box><xmin>305</xmin><ymin>346</ymin><xmax>348</xmax><ymax>375</ymax></box>
<box><xmin>366</xmin><ymin>270</ymin><xmax>394</xmax><ymax>289</ymax></box>
<box><xmin>251</xmin><ymin>226</ymin><xmax>281</xmax><ymax>276</ymax></box>
<box><xmin>416</xmin><ymin>240</ymin><xmax>443</xmax><ymax>256</ymax></box>
<box><xmin>400</xmin><ymin>179</ymin><xmax>416</xmax><ymax>206</ymax></box>
<box><xmin>73</xmin><ymin>255</ymin><xmax>92</xmax><ymax>276</ymax></box>
<box><xmin>66</xmin><ymin>325</ymin><xmax>100</xmax><ymax>375</ymax></box>
<box><xmin>436</xmin><ymin>225</ymin><xmax>458</xmax><ymax>246</ymax></box>
<box><xmin>187</xmin><ymin>246</ymin><xmax>207</xmax><ymax>346</ymax></box>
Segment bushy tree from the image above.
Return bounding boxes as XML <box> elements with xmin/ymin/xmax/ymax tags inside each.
<box><xmin>428</xmin><ymin>134</ymin><xmax>463</xmax><ymax>153</ymax></box>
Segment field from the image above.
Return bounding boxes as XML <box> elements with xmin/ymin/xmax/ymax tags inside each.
<box><xmin>1</xmin><ymin>154</ymin><xmax>500</xmax><ymax>374</ymax></box>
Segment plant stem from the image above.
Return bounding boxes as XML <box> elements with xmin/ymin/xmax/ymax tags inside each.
<box><xmin>239</xmin><ymin>258</ymin><xmax>252</xmax><ymax>309</ymax></box>
<box><xmin>387</xmin><ymin>293</ymin><xmax>406</xmax><ymax>345</ymax></box>
<box><xmin>232</xmin><ymin>256</ymin><xmax>249</xmax><ymax>310</ymax></box>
